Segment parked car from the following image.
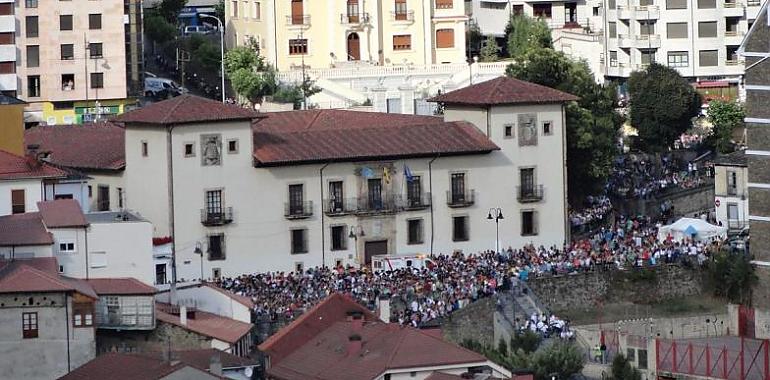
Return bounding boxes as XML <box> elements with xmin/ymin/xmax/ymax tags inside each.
<box><xmin>144</xmin><ymin>77</ymin><xmax>187</xmax><ymax>99</ymax></box>
<box><xmin>183</xmin><ymin>25</ymin><xmax>213</xmax><ymax>36</ymax></box>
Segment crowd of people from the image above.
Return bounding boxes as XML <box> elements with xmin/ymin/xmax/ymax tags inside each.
<box><xmin>569</xmin><ymin>196</ymin><xmax>613</xmax><ymax>234</ymax></box>
<box><xmin>607</xmin><ymin>154</ymin><xmax>710</xmax><ymax>199</ymax></box>
<box><xmin>214</xmin><ymin>214</ymin><xmax>722</xmax><ymax>330</ymax></box>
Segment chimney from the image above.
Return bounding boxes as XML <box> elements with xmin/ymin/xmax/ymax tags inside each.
<box><xmin>347</xmin><ymin>334</ymin><xmax>362</xmax><ymax>357</ymax></box>
<box><xmin>180</xmin><ymin>305</ymin><xmax>187</xmax><ymax>326</ymax></box>
<box><xmin>25</xmin><ymin>144</ymin><xmax>41</xmax><ymax>169</ymax></box>
<box><xmin>209</xmin><ymin>353</ymin><xmax>223</xmax><ymax>376</ymax></box>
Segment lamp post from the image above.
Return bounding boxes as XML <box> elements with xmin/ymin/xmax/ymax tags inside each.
<box><xmin>348</xmin><ymin>226</ymin><xmax>365</xmax><ymax>265</ymax></box>
<box><xmin>487</xmin><ymin>208</ymin><xmax>504</xmax><ymax>253</ymax></box>
<box><xmin>199</xmin><ymin>14</ymin><xmax>226</xmax><ymax>103</ymax></box>
<box><xmin>193</xmin><ymin>241</ymin><xmax>206</xmax><ymax>282</ymax></box>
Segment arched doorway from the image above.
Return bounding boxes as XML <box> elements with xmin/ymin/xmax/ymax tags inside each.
<box><xmin>347</xmin><ymin>33</ymin><xmax>360</xmax><ymax>61</ymax></box>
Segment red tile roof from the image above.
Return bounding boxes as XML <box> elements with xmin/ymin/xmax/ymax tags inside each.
<box><xmin>428</xmin><ymin>76</ymin><xmax>579</xmax><ymax>106</ymax></box>
<box><xmin>0</xmin><ymin>257</ymin><xmax>58</xmax><ymax>273</ymax></box>
<box><xmin>37</xmin><ymin>199</ymin><xmax>89</xmax><ymax>228</ymax></box>
<box><xmin>0</xmin><ymin>212</ymin><xmax>53</xmax><ymax>246</ymax></box>
<box><xmin>57</xmin><ymin>352</ymin><xmax>221</xmax><ymax>380</ymax></box>
<box><xmin>0</xmin><ymin>149</ymin><xmax>67</xmax><ymax>180</ymax></box>
<box><xmin>252</xmin><ymin>110</ymin><xmax>499</xmax><ymax>166</ymax></box>
<box><xmin>0</xmin><ymin>259</ymin><xmax>97</xmax><ymax>298</ymax></box>
<box><xmin>113</xmin><ymin>94</ymin><xmax>265</xmax><ymax>125</ymax></box>
<box><xmin>259</xmin><ymin>293</ymin><xmax>379</xmax><ymax>365</ymax></box>
<box><xmin>156</xmin><ymin>302</ymin><xmax>253</xmax><ymax>344</ymax></box>
<box><xmin>87</xmin><ymin>278</ymin><xmax>157</xmax><ymax>295</ymax></box>
<box><xmin>25</xmin><ymin>122</ymin><xmax>126</xmax><ymax>171</ymax></box>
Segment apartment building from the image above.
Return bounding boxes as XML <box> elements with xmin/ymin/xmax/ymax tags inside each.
<box><xmin>13</xmin><ymin>0</ymin><xmax>141</xmax><ymax>125</ymax></box>
<box><xmin>467</xmin><ymin>0</ymin><xmax>604</xmax><ymax>37</ymax></box>
<box><xmin>226</xmin><ymin>0</ymin><xmax>468</xmax><ymax>71</ymax></box>
<box><xmin>0</xmin><ymin>0</ymin><xmax>16</xmax><ymax>97</ymax></box>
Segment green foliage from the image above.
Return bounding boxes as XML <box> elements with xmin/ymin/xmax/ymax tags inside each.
<box><xmin>227</xmin><ymin>68</ymin><xmax>276</xmax><ymax>104</ymax></box>
<box><xmin>157</xmin><ymin>0</ymin><xmax>187</xmax><ymax>23</ymax></box>
<box><xmin>506</xmin><ymin>48</ymin><xmax>621</xmax><ymax>201</ymax></box>
<box><xmin>467</xmin><ymin>21</ymin><xmax>484</xmax><ymax>58</ymax></box>
<box><xmin>506</xmin><ymin>15</ymin><xmax>553</xmax><ymax>59</ymax></box>
<box><xmin>511</xmin><ymin>330</ymin><xmax>542</xmax><ymax>354</ymax></box>
<box><xmin>628</xmin><ymin>63</ymin><xmax>702</xmax><ymax>152</ymax></box>
<box><xmin>224</xmin><ymin>47</ymin><xmax>265</xmax><ymax>74</ymax></box>
<box><xmin>530</xmin><ymin>342</ymin><xmax>585</xmax><ymax>380</ymax></box>
<box><xmin>214</xmin><ymin>0</ymin><xmax>225</xmax><ymax>25</ymax></box>
<box><xmin>480</xmin><ymin>35</ymin><xmax>500</xmax><ymax>62</ymax></box>
<box><xmin>707</xmin><ymin>100</ymin><xmax>745</xmax><ymax>153</ymax></box>
<box><xmin>609</xmin><ymin>354</ymin><xmax>642</xmax><ymax>380</ymax></box>
<box><xmin>145</xmin><ymin>15</ymin><xmax>177</xmax><ymax>45</ymax></box>
<box><xmin>194</xmin><ymin>40</ymin><xmax>221</xmax><ymax>71</ymax></box>
<box><xmin>498</xmin><ymin>338</ymin><xmax>509</xmax><ymax>356</ymax></box>
<box><xmin>708</xmin><ymin>251</ymin><xmax>757</xmax><ymax>305</ymax></box>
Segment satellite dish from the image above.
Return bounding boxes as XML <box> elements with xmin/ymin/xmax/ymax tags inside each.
<box><xmin>244</xmin><ymin>367</ymin><xmax>253</xmax><ymax>377</ymax></box>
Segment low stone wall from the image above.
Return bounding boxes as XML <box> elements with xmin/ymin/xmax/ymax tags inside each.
<box><xmin>528</xmin><ymin>265</ymin><xmax>706</xmax><ymax>312</ymax></box>
<box><xmin>441</xmin><ymin>297</ymin><xmax>496</xmax><ymax>347</ymax></box>
<box><xmin>613</xmin><ymin>183</ymin><xmax>715</xmax><ymax>220</ymax></box>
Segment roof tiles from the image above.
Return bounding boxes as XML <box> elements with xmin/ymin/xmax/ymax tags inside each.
<box><xmin>113</xmin><ymin>94</ymin><xmax>264</xmax><ymax>125</ymax></box>
<box><xmin>156</xmin><ymin>302</ymin><xmax>253</xmax><ymax>344</ymax></box>
<box><xmin>0</xmin><ymin>212</ymin><xmax>53</xmax><ymax>246</ymax></box>
<box><xmin>0</xmin><ymin>150</ymin><xmax>67</xmax><ymax>180</ymax></box>
<box><xmin>428</xmin><ymin>76</ymin><xmax>579</xmax><ymax>106</ymax></box>
<box><xmin>37</xmin><ymin>199</ymin><xmax>89</xmax><ymax>228</ymax></box>
<box><xmin>25</xmin><ymin>122</ymin><xmax>126</xmax><ymax>171</ymax></box>
<box><xmin>87</xmin><ymin>278</ymin><xmax>157</xmax><ymax>295</ymax></box>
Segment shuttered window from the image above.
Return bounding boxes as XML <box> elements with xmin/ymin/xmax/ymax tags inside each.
<box><xmin>436</xmin><ymin>29</ymin><xmax>454</xmax><ymax>48</ymax></box>
<box><xmin>698</xmin><ymin>21</ymin><xmax>717</xmax><ymax>37</ymax></box>
<box><xmin>666</xmin><ymin>0</ymin><xmax>687</xmax><ymax>9</ymax></box>
<box><xmin>667</xmin><ymin>22</ymin><xmax>688</xmax><ymax>38</ymax></box>
<box><xmin>393</xmin><ymin>34</ymin><xmax>411</xmax><ymax>50</ymax></box>
<box><xmin>699</xmin><ymin>50</ymin><xmax>718</xmax><ymax>66</ymax></box>
<box><xmin>435</xmin><ymin>0</ymin><xmax>453</xmax><ymax>8</ymax></box>
<box><xmin>11</xmin><ymin>189</ymin><xmax>25</xmax><ymax>214</ymax></box>
<box><xmin>697</xmin><ymin>0</ymin><xmax>716</xmax><ymax>8</ymax></box>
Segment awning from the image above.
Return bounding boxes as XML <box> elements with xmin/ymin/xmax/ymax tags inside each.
<box><xmin>695</xmin><ymin>81</ymin><xmax>731</xmax><ymax>88</ymax></box>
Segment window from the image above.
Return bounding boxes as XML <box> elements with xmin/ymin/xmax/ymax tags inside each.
<box><xmin>26</xmin><ymin>16</ymin><xmax>38</xmax><ymax>38</ymax></box>
<box><xmin>367</xmin><ymin>178</ymin><xmax>383</xmax><ymax>210</ymax></box>
<box><xmin>610</xmin><ymin>51</ymin><xmax>618</xmax><ymax>66</ymax></box>
<box><xmin>254</xmin><ymin>1</ymin><xmax>261</xmax><ymax>19</ymax></box>
<box><xmin>22</xmin><ymin>312</ymin><xmax>38</xmax><ymax>339</ymax></box>
<box><xmin>698</xmin><ymin>21</ymin><xmax>717</xmax><ymax>37</ymax></box>
<box><xmin>450</xmin><ymin>173</ymin><xmax>466</xmax><ymax>202</ymax></box>
<box><xmin>407</xmin><ymin>219</ymin><xmax>423</xmax><ymax>244</ymax></box>
<box><xmin>208</xmin><ymin>233</ymin><xmax>226</xmax><ymax>260</ymax></box>
<box><xmin>697</xmin><ymin>0</ymin><xmax>716</xmax><ymax>8</ymax></box>
<box><xmin>227</xmin><ymin>139</ymin><xmax>239</xmax><ymax>154</ymax></box>
<box><xmin>90</xmin><ymin>73</ymin><xmax>104</xmax><ymax>89</ymax></box>
<box><xmin>639</xmin><ymin>20</ymin><xmax>655</xmax><ymax>35</ymax></box>
<box><xmin>542</xmin><ymin>121</ymin><xmax>552</xmax><ymax>135</ymax></box>
<box><xmin>11</xmin><ymin>189</ymin><xmax>25</xmax><ymax>214</ymax></box>
<box><xmin>89</xmin><ymin>251</ymin><xmax>107</xmax><ymax>268</ymax></box>
<box><xmin>638</xmin><ymin>350</ymin><xmax>648</xmax><ymax>369</ymax></box>
<box><xmin>89</xmin><ymin>14</ymin><xmax>102</xmax><ymax>29</ymax></box>
<box><xmin>59</xmin><ymin>241</ymin><xmax>76</xmax><ymax>253</ymax></box>
<box><xmin>640</xmin><ymin>49</ymin><xmax>656</xmax><ymax>65</ymax></box>
<box><xmin>520</xmin><ymin>168</ymin><xmax>535</xmax><ymax>195</ymax></box>
<box><xmin>184</xmin><ymin>143</ymin><xmax>195</xmax><ymax>157</ymax></box>
<box><xmin>667</xmin><ymin>51</ymin><xmax>689</xmax><ymax>67</ymax></box>
<box><xmin>513</xmin><ymin>4</ymin><xmax>524</xmax><ymax>14</ymax></box>
<box><xmin>329</xmin><ymin>181</ymin><xmax>344</xmax><ymax>212</ymax></box>
<box><xmin>60</xmin><ymin>15</ymin><xmax>73</xmax><ymax>31</ymax></box>
<box><xmin>97</xmin><ymin>185</ymin><xmax>110</xmax><ymax>211</ymax></box>
<box><xmin>593</xmin><ymin>6</ymin><xmax>599</xmax><ymax>15</ymax></box>
<box><xmin>532</xmin><ymin>3</ymin><xmax>552</xmax><ymax>18</ymax></box>
<box><xmin>608</xmin><ymin>22</ymin><xmax>617</xmax><ymax>38</ymax></box>
<box><xmin>89</xmin><ymin>43</ymin><xmax>103</xmax><ymax>58</ymax></box>
<box><xmin>26</xmin><ymin>46</ymin><xmax>39</xmax><ymax>67</ymax></box>
<box><xmin>0</xmin><ymin>32</ymin><xmax>12</xmax><ymax>45</ymax></box>
<box><xmin>452</xmin><ymin>216</ymin><xmax>469</xmax><ymax>241</ymax></box>
<box><xmin>294</xmin><ymin>262</ymin><xmax>304</xmax><ymax>273</ymax></box>
<box><xmin>522</xmin><ymin>210</ymin><xmax>538</xmax><ymax>236</ymax></box>
<box><xmin>504</xmin><ymin>124</ymin><xmax>514</xmax><ymax>138</ymax></box>
<box><xmin>231</xmin><ymin>0</ymin><xmax>238</xmax><ymax>17</ymax></box>
<box><xmin>0</xmin><ymin>62</ymin><xmax>13</xmax><ymax>75</ymax></box>
<box><xmin>25</xmin><ymin>0</ymin><xmax>37</xmax><ymax>8</ymax></box>
<box><xmin>288</xmin><ymin>39</ymin><xmax>308</xmax><ymax>55</ymax></box>
<box><xmin>395</xmin><ymin>0</ymin><xmax>408</xmax><ymax>19</ymax></box>
<box><xmin>73</xmin><ymin>302</ymin><xmax>94</xmax><ymax>327</ymax></box>
<box><xmin>727</xmin><ymin>170</ymin><xmax>738</xmax><ymax>194</ymax></box>
<box><xmin>667</xmin><ymin>22</ymin><xmax>688</xmax><ymax>38</ymax></box>
<box><xmin>406</xmin><ymin>176</ymin><xmax>422</xmax><ymax>206</ymax></box>
<box><xmin>393</xmin><ymin>34</ymin><xmax>411</xmax><ymax>50</ymax></box>
<box><xmin>117</xmin><ymin>188</ymin><xmax>123</xmax><ymax>209</ymax></box>
<box><xmin>290</xmin><ymin>0</ymin><xmax>303</xmax><ymax>24</ymax></box>
<box><xmin>435</xmin><ymin>0</ymin><xmax>452</xmax><ymax>9</ymax></box>
<box><xmin>666</xmin><ymin>0</ymin><xmax>686</xmax><ymax>8</ymax></box>
<box><xmin>331</xmin><ymin>225</ymin><xmax>347</xmax><ymax>250</ymax></box>
<box><xmin>699</xmin><ymin>50</ymin><xmax>718</xmax><ymax>66</ymax></box>
<box><xmin>291</xmin><ymin>229</ymin><xmax>308</xmax><ymax>254</ymax></box>
<box><xmin>627</xmin><ymin>348</ymin><xmax>636</xmax><ymax>361</ymax></box>
<box><xmin>61</xmin><ymin>44</ymin><xmax>74</xmax><ymax>60</ymax></box>
<box><xmin>205</xmin><ymin>189</ymin><xmax>223</xmax><ymax>216</ymax></box>
<box><xmin>436</xmin><ymin>29</ymin><xmax>454</xmax><ymax>48</ymax></box>
<box><xmin>288</xmin><ymin>184</ymin><xmax>304</xmax><ymax>215</ymax></box>
<box><xmin>61</xmin><ymin>74</ymin><xmax>75</xmax><ymax>91</ymax></box>
<box><xmin>141</xmin><ymin>141</ymin><xmax>148</xmax><ymax>157</ymax></box>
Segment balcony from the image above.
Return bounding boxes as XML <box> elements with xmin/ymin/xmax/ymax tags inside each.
<box><xmin>200</xmin><ymin>207</ymin><xmax>234</xmax><ymax>226</ymax></box>
<box><xmin>286</xmin><ymin>14</ymin><xmax>311</xmax><ymax>26</ymax></box>
<box><xmin>0</xmin><ymin>45</ymin><xmax>15</xmax><ymax>62</ymax></box>
<box><xmin>94</xmin><ymin>295</ymin><xmax>155</xmax><ymax>330</ymax></box>
<box><xmin>616</xmin><ymin>5</ymin><xmax>633</xmax><ymax>19</ymax></box>
<box><xmin>284</xmin><ymin>201</ymin><xmax>313</xmax><ymax>220</ymax></box>
<box><xmin>618</xmin><ymin>34</ymin><xmax>660</xmax><ymax>48</ymax></box>
<box><xmin>0</xmin><ymin>74</ymin><xmax>16</xmax><ymax>91</ymax></box>
<box><xmin>0</xmin><ymin>15</ymin><xmax>13</xmax><ymax>33</ymax></box>
<box><xmin>635</xmin><ymin>5</ymin><xmax>659</xmax><ymax>19</ymax></box>
<box><xmin>325</xmin><ymin>198</ymin><xmax>357</xmax><ymax>216</ymax></box>
<box><xmin>723</xmin><ymin>0</ymin><xmax>741</xmax><ymax>7</ymax></box>
<box><xmin>340</xmin><ymin>13</ymin><xmax>370</xmax><ymax>24</ymax></box>
<box><xmin>517</xmin><ymin>185</ymin><xmax>545</xmax><ymax>203</ymax></box>
<box><xmin>446</xmin><ymin>190</ymin><xmax>475</xmax><ymax>208</ymax></box>
<box><xmin>401</xmin><ymin>193</ymin><xmax>431</xmax><ymax>211</ymax></box>
<box><xmin>356</xmin><ymin>195</ymin><xmax>398</xmax><ymax>214</ymax></box>
<box><xmin>390</xmin><ymin>10</ymin><xmax>415</xmax><ymax>22</ymax></box>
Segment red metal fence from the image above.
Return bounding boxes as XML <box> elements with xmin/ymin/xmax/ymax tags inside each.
<box><xmin>656</xmin><ymin>338</ymin><xmax>770</xmax><ymax>380</ymax></box>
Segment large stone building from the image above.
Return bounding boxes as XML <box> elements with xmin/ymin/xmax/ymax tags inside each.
<box><xmin>225</xmin><ymin>0</ymin><xmax>468</xmax><ymax>71</ymax></box>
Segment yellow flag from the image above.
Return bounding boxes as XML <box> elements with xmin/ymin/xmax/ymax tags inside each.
<box><xmin>383</xmin><ymin>167</ymin><xmax>391</xmax><ymax>184</ymax></box>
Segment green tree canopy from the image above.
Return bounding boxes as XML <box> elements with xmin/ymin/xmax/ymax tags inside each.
<box><xmin>144</xmin><ymin>14</ymin><xmax>177</xmax><ymax>45</ymax></box>
<box><xmin>609</xmin><ymin>354</ymin><xmax>643</xmax><ymax>380</ymax></box>
<box><xmin>479</xmin><ymin>35</ymin><xmax>500</xmax><ymax>62</ymax></box>
<box><xmin>158</xmin><ymin>0</ymin><xmax>188</xmax><ymax>24</ymax></box>
<box><xmin>707</xmin><ymin>100</ymin><xmax>745</xmax><ymax>154</ymax></box>
<box><xmin>224</xmin><ymin>46</ymin><xmax>265</xmax><ymax>74</ymax></box>
<box><xmin>708</xmin><ymin>251</ymin><xmax>757</xmax><ymax>305</ymax></box>
<box><xmin>530</xmin><ymin>342</ymin><xmax>585</xmax><ymax>380</ymax></box>
<box><xmin>505</xmin><ymin>15</ymin><xmax>553</xmax><ymax>59</ymax></box>
<box><xmin>628</xmin><ymin>63</ymin><xmax>702</xmax><ymax>152</ymax></box>
<box><xmin>506</xmin><ymin>48</ymin><xmax>621</xmax><ymax>201</ymax></box>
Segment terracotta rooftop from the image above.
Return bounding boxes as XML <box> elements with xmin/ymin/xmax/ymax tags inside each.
<box><xmin>252</xmin><ymin>109</ymin><xmax>499</xmax><ymax>166</ymax></box>
<box><xmin>25</xmin><ymin>122</ymin><xmax>126</xmax><ymax>171</ymax></box>
<box><xmin>713</xmin><ymin>150</ymin><xmax>747</xmax><ymax>167</ymax></box>
<box><xmin>87</xmin><ymin>278</ymin><xmax>157</xmax><ymax>295</ymax></box>
<box><xmin>57</xmin><ymin>352</ymin><xmax>222</xmax><ymax>380</ymax></box>
<box><xmin>0</xmin><ymin>212</ymin><xmax>53</xmax><ymax>246</ymax></box>
<box><xmin>37</xmin><ymin>199</ymin><xmax>89</xmax><ymax>228</ymax></box>
<box><xmin>0</xmin><ymin>149</ymin><xmax>67</xmax><ymax>180</ymax></box>
<box><xmin>113</xmin><ymin>94</ymin><xmax>264</xmax><ymax>125</ymax></box>
<box><xmin>156</xmin><ymin>302</ymin><xmax>253</xmax><ymax>344</ymax></box>
<box><xmin>428</xmin><ymin>76</ymin><xmax>579</xmax><ymax>106</ymax></box>
<box><xmin>0</xmin><ymin>258</ymin><xmax>97</xmax><ymax>298</ymax></box>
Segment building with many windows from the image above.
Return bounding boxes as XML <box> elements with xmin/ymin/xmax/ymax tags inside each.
<box><xmin>112</xmin><ymin>76</ymin><xmax>575</xmax><ymax>280</ymax></box>
<box><xmin>225</xmin><ymin>0</ymin><xmax>468</xmax><ymax>71</ymax></box>
<box><xmin>713</xmin><ymin>150</ymin><xmax>748</xmax><ymax>231</ymax></box>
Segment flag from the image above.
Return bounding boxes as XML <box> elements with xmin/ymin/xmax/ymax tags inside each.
<box><xmin>383</xmin><ymin>167</ymin><xmax>391</xmax><ymax>184</ymax></box>
<box><xmin>404</xmin><ymin>164</ymin><xmax>414</xmax><ymax>182</ymax></box>
<box><xmin>361</xmin><ymin>167</ymin><xmax>374</xmax><ymax>178</ymax></box>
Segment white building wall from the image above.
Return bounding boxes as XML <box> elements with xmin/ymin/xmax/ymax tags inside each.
<box><xmin>0</xmin><ymin>244</ymin><xmax>52</xmax><ymax>260</ymax></box>
<box><xmin>155</xmin><ymin>284</ymin><xmax>251</xmax><ymax>323</ymax></box>
<box><xmin>44</xmin><ymin>180</ymin><xmax>89</xmax><ymax>211</ymax></box>
<box><xmin>84</xmin><ymin>172</ymin><xmax>126</xmax><ymax>212</ymax></box>
<box><xmin>85</xmin><ymin>219</ymin><xmax>155</xmax><ymax>285</ymax></box>
<box><xmin>124</xmin><ymin>126</ymin><xmax>170</xmax><ymax>237</ymax></box>
<box><xmin>0</xmin><ymin>178</ymin><xmax>44</xmax><ymax>216</ymax></box>
<box><xmin>51</xmin><ymin>227</ymin><xmax>87</xmax><ymax>277</ymax></box>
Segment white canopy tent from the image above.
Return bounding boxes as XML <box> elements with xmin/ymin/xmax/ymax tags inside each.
<box><xmin>657</xmin><ymin>217</ymin><xmax>728</xmax><ymax>243</ymax></box>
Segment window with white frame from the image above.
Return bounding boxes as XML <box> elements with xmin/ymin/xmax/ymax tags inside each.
<box><xmin>59</xmin><ymin>241</ymin><xmax>76</xmax><ymax>253</ymax></box>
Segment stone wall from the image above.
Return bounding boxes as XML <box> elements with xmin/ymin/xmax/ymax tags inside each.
<box><xmin>96</xmin><ymin>321</ymin><xmax>211</xmax><ymax>354</ymax></box>
<box><xmin>614</xmin><ymin>184</ymin><xmax>715</xmax><ymax>220</ymax></box>
<box><xmin>442</xmin><ymin>297</ymin><xmax>496</xmax><ymax>347</ymax></box>
<box><xmin>528</xmin><ymin>265</ymin><xmax>706</xmax><ymax>312</ymax></box>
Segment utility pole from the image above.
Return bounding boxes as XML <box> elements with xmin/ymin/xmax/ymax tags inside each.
<box><xmin>177</xmin><ymin>49</ymin><xmax>191</xmax><ymax>90</ymax></box>
<box><xmin>299</xmin><ymin>29</ymin><xmax>307</xmax><ymax>110</ymax></box>
<box><xmin>83</xmin><ymin>34</ymin><xmax>90</xmax><ymax>123</ymax></box>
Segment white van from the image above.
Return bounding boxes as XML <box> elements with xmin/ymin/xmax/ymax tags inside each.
<box><xmin>144</xmin><ymin>77</ymin><xmax>186</xmax><ymax>99</ymax></box>
<box><xmin>371</xmin><ymin>254</ymin><xmax>433</xmax><ymax>272</ymax></box>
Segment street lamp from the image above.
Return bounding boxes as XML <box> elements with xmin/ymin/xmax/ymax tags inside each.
<box><xmin>199</xmin><ymin>14</ymin><xmax>226</xmax><ymax>103</ymax></box>
<box><xmin>487</xmin><ymin>208</ymin><xmax>504</xmax><ymax>253</ymax></box>
<box><xmin>193</xmin><ymin>241</ymin><xmax>206</xmax><ymax>282</ymax></box>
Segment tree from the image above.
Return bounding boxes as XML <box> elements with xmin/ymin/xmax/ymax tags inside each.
<box><xmin>157</xmin><ymin>0</ymin><xmax>188</xmax><ymax>24</ymax></box>
<box><xmin>609</xmin><ymin>354</ymin><xmax>642</xmax><ymax>380</ymax></box>
<box><xmin>506</xmin><ymin>15</ymin><xmax>552</xmax><ymax>59</ymax></box>
<box><xmin>479</xmin><ymin>35</ymin><xmax>500</xmax><ymax>62</ymax></box>
<box><xmin>506</xmin><ymin>48</ymin><xmax>621</xmax><ymax>201</ymax></box>
<box><xmin>466</xmin><ymin>21</ymin><xmax>484</xmax><ymax>59</ymax></box>
<box><xmin>225</xmin><ymin>47</ymin><xmax>277</xmax><ymax>104</ymax></box>
<box><xmin>628</xmin><ymin>63</ymin><xmax>702</xmax><ymax>152</ymax></box>
<box><xmin>224</xmin><ymin>46</ymin><xmax>265</xmax><ymax>74</ymax></box>
<box><xmin>707</xmin><ymin>100</ymin><xmax>744</xmax><ymax>154</ymax></box>
<box><xmin>144</xmin><ymin>14</ymin><xmax>177</xmax><ymax>45</ymax></box>
<box><xmin>214</xmin><ymin>0</ymin><xmax>225</xmax><ymax>25</ymax></box>
<box><xmin>708</xmin><ymin>251</ymin><xmax>757</xmax><ymax>305</ymax></box>
<box><xmin>530</xmin><ymin>342</ymin><xmax>585</xmax><ymax>380</ymax></box>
